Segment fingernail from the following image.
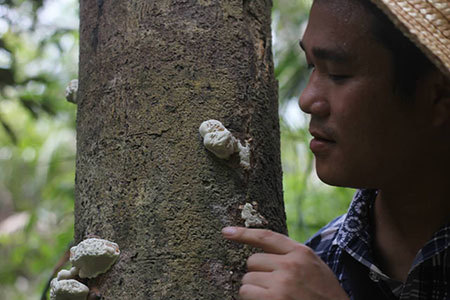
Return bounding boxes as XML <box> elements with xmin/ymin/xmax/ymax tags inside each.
<box><xmin>222</xmin><ymin>226</ymin><xmax>237</xmax><ymax>236</ymax></box>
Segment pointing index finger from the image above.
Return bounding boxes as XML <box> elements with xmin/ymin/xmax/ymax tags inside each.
<box><xmin>222</xmin><ymin>227</ymin><xmax>297</xmax><ymax>254</ymax></box>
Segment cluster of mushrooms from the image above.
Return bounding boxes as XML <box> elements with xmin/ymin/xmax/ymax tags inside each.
<box><xmin>50</xmin><ymin>238</ymin><xmax>120</xmax><ymax>300</ymax></box>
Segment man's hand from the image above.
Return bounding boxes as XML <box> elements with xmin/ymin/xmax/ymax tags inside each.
<box><xmin>222</xmin><ymin>227</ymin><xmax>349</xmax><ymax>300</ymax></box>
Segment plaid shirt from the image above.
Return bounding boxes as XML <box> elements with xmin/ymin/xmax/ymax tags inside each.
<box><xmin>306</xmin><ymin>189</ymin><xmax>450</xmax><ymax>300</ymax></box>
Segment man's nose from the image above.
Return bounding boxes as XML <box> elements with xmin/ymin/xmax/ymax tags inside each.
<box><xmin>298</xmin><ymin>75</ymin><xmax>330</xmax><ymax>118</ymax></box>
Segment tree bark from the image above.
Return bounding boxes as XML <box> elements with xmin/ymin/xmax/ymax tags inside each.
<box><xmin>75</xmin><ymin>0</ymin><xmax>286</xmax><ymax>298</ymax></box>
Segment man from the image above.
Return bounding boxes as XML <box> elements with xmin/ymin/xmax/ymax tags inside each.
<box><xmin>222</xmin><ymin>0</ymin><xmax>450</xmax><ymax>299</ymax></box>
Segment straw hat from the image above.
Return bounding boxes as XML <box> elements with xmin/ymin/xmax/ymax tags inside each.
<box><xmin>369</xmin><ymin>0</ymin><xmax>450</xmax><ymax>78</ymax></box>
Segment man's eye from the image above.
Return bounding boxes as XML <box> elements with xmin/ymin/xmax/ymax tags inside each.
<box><xmin>329</xmin><ymin>74</ymin><xmax>350</xmax><ymax>82</ymax></box>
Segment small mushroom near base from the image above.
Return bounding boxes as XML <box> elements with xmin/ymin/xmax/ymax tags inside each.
<box><xmin>50</xmin><ymin>278</ymin><xmax>89</xmax><ymax>300</ymax></box>
<box><xmin>57</xmin><ymin>267</ymin><xmax>79</xmax><ymax>281</ymax></box>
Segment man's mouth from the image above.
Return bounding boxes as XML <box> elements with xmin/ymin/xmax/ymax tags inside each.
<box><xmin>309</xmin><ymin>128</ymin><xmax>336</xmax><ymax>153</ymax></box>
<box><xmin>312</xmin><ymin>136</ymin><xmax>335</xmax><ymax>143</ymax></box>
<box><xmin>309</xmin><ymin>129</ymin><xmax>336</xmax><ymax>143</ymax></box>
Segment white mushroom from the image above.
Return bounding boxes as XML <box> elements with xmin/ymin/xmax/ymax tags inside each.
<box><xmin>70</xmin><ymin>238</ymin><xmax>120</xmax><ymax>279</ymax></box>
<box><xmin>57</xmin><ymin>267</ymin><xmax>79</xmax><ymax>281</ymax></box>
<box><xmin>199</xmin><ymin>120</ymin><xmax>251</xmax><ymax>169</ymax></box>
<box><xmin>50</xmin><ymin>278</ymin><xmax>89</xmax><ymax>300</ymax></box>
<box><xmin>203</xmin><ymin>130</ymin><xmax>239</xmax><ymax>159</ymax></box>
<box><xmin>199</xmin><ymin>119</ymin><xmax>226</xmax><ymax>137</ymax></box>
<box><xmin>65</xmin><ymin>79</ymin><xmax>78</xmax><ymax>104</ymax></box>
<box><xmin>237</xmin><ymin>140</ymin><xmax>250</xmax><ymax>170</ymax></box>
<box><xmin>240</xmin><ymin>202</ymin><xmax>267</xmax><ymax>227</ymax></box>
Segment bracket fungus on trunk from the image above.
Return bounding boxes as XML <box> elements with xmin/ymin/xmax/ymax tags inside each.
<box><xmin>199</xmin><ymin>120</ymin><xmax>251</xmax><ymax>169</ymax></box>
<box><xmin>239</xmin><ymin>202</ymin><xmax>268</xmax><ymax>228</ymax></box>
<box><xmin>70</xmin><ymin>238</ymin><xmax>120</xmax><ymax>279</ymax></box>
<box><xmin>50</xmin><ymin>278</ymin><xmax>89</xmax><ymax>300</ymax></box>
<box><xmin>49</xmin><ymin>238</ymin><xmax>120</xmax><ymax>300</ymax></box>
<box><xmin>57</xmin><ymin>267</ymin><xmax>80</xmax><ymax>281</ymax></box>
<box><xmin>65</xmin><ymin>79</ymin><xmax>78</xmax><ymax>104</ymax></box>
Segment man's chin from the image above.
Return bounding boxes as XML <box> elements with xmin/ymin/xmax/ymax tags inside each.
<box><xmin>317</xmin><ymin>175</ymin><xmax>349</xmax><ymax>188</ymax></box>
<box><xmin>316</xmin><ymin>170</ymin><xmax>374</xmax><ymax>190</ymax></box>
<box><xmin>315</xmin><ymin>164</ymin><xmax>360</xmax><ymax>189</ymax></box>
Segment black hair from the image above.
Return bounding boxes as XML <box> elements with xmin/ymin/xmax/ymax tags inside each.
<box><xmin>356</xmin><ymin>0</ymin><xmax>435</xmax><ymax>99</ymax></box>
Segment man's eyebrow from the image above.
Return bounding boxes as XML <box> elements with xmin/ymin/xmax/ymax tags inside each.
<box><xmin>299</xmin><ymin>40</ymin><xmax>351</xmax><ymax>63</ymax></box>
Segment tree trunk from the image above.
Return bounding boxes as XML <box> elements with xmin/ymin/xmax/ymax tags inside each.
<box><xmin>75</xmin><ymin>0</ymin><xmax>286</xmax><ymax>298</ymax></box>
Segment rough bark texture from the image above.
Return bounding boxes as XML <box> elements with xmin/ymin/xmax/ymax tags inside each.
<box><xmin>75</xmin><ymin>0</ymin><xmax>286</xmax><ymax>298</ymax></box>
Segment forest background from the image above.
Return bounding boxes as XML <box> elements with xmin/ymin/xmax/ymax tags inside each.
<box><xmin>0</xmin><ymin>0</ymin><xmax>354</xmax><ymax>298</ymax></box>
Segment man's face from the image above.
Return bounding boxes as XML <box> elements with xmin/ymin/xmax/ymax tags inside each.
<box><xmin>299</xmin><ymin>0</ymin><xmax>430</xmax><ymax>188</ymax></box>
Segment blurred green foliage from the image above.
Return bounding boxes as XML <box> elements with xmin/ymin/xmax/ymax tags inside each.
<box><xmin>0</xmin><ymin>0</ymin><xmax>353</xmax><ymax>298</ymax></box>
<box><xmin>0</xmin><ymin>0</ymin><xmax>78</xmax><ymax>298</ymax></box>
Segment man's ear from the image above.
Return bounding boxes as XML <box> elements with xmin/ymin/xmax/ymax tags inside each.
<box><xmin>431</xmin><ymin>72</ymin><xmax>450</xmax><ymax>128</ymax></box>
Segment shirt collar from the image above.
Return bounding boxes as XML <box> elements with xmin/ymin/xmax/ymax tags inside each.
<box><xmin>333</xmin><ymin>189</ymin><xmax>450</xmax><ymax>279</ymax></box>
<box><xmin>333</xmin><ymin>189</ymin><xmax>389</xmax><ymax>277</ymax></box>
<box><xmin>334</xmin><ymin>189</ymin><xmax>377</xmax><ymax>250</ymax></box>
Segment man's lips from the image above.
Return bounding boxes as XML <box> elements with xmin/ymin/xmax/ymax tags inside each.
<box><xmin>309</xmin><ymin>128</ymin><xmax>336</xmax><ymax>153</ymax></box>
<box><xmin>309</xmin><ymin>129</ymin><xmax>336</xmax><ymax>143</ymax></box>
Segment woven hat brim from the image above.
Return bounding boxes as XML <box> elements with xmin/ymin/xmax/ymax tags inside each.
<box><xmin>370</xmin><ymin>0</ymin><xmax>450</xmax><ymax>79</ymax></box>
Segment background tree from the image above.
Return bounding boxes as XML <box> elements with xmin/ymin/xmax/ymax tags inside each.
<box><xmin>0</xmin><ymin>0</ymin><xmax>354</xmax><ymax>298</ymax></box>
<box><xmin>0</xmin><ymin>1</ymin><xmax>78</xmax><ymax>299</ymax></box>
